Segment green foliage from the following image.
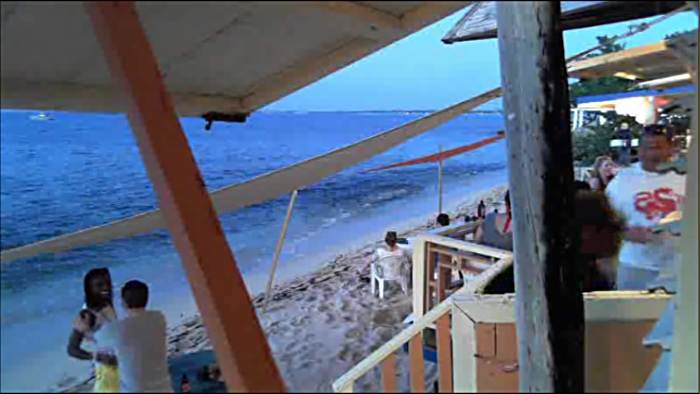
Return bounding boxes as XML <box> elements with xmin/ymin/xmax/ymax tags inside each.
<box><xmin>569</xmin><ymin>77</ymin><xmax>636</xmax><ymax>100</ymax></box>
<box><xmin>665</xmin><ymin>30</ymin><xmax>694</xmax><ymax>40</ymax></box>
<box><xmin>569</xmin><ymin>35</ymin><xmax>636</xmax><ymax>101</ymax></box>
<box><xmin>572</xmin><ymin>112</ymin><xmax>642</xmax><ymax>166</ymax></box>
<box><xmin>588</xmin><ymin>35</ymin><xmax>625</xmax><ymax>56</ymax></box>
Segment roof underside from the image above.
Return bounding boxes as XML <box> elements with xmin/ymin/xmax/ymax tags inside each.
<box><xmin>567</xmin><ymin>31</ymin><xmax>698</xmax><ymax>81</ymax></box>
<box><xmin>1</xmin><ymin>1</ymin><xmax>468</xmax><ymax>117</ymax></box>
<box><xmin>442</xmin><ymin>1</ymin><xmax>686</xmax><ymax>44</ymax></box>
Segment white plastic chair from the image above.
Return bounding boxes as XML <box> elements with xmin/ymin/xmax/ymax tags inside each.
<box><xmin>371</xmin><ymin>253</ymin><xmax>409</xmax><ymax>299</ymax></box>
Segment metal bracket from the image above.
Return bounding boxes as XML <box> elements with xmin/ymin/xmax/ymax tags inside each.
<box><xmin>202</xmin><ymin>111</ymin><xmax>249</xmax><ymax>130</ymax></box>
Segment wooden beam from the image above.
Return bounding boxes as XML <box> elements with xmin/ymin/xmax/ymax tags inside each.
<box><xmin>380</xmin><ymin>353</ymin><xmax>398</xmax><ymax>392</ymax></box>
<box><xmin>309</xmin><ymin>1</ymin><xmax>404</xmax><ymax>32</ymax></box>
<box><xmin>409</xmin><ymin>334</ymin><xmax>426</xmax><ymax>392</ymax></box>
<box><xmin>84</xmin><ymin>2</ymin><xmax>285</xmax><ymax>392</ymax></box>
<box><xmin>240</xmin><ymin>2</ymin><xmax>468</xmax><ymax>112</ymax></box>
<box><xmin>263</xmin><ymin>189</ymin><xmax>299</xmax><ymax>311</ymax></box>
<box><xmin>670</xmin><ymin>26</ymin><xmax>698</xmax><ymax>391</ymax></box>
<box><xmin>495</xmin><ymin>2</ymin><xmax>583</xmax><ymax>392</ymax></box>
<box><xmin>436</xmin><ymin>313</ymin><xmax>453</xmax><ymax>392</ymax></box>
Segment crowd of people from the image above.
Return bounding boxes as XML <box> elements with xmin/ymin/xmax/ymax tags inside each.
<box><xmin>370</xmin><ymin>123</ymin><xmax>686</xmax><ymax>297</ymax></box>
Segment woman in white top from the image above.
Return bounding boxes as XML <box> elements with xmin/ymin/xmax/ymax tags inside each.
<box><xmin>68</xmin><ymin>268</ymin><xmax>120</xmax><ymax>392</ymax></box>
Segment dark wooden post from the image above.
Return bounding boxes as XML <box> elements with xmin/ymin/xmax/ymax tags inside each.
<box><xmin>495</xmin><ymin>2</ymin><xmax>583</xmax><ymax>392</ymax></box>
<box><xmin>85</xmin><ymin>2</ymin><xmax>285</xmax><ymax>391</ymax></box>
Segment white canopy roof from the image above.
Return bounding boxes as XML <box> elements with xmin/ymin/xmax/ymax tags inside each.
<box><xmin>1</xmin><ymin>1</ymin><xmax>468</xmax><ymax>117</ymax></box>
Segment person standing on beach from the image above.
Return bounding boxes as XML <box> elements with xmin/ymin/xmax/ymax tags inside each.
<box><xmin>96</xmin><ymin>280</ymin><xmax>173</xmax><ymax>393</ymax></box>
<box><xmin>68</xmin><ymin>268</ymin><xmax>120</xmax><ymax>393</ymax></box>
<box><xmin>477</xmin><ymin>200</ymin><xmax>486</xmax><ymax>220</ymax></box>
<box><xmin>606</xmin><ymin>125</ymin><xmax>685</xmax><ymax>290</ymax></box>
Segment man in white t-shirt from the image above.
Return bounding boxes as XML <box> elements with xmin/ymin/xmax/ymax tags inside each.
<box><xmin>96</xmin><ymin>280</ymin><xmax>173</xmax><ymax>392</ymax></box>
<box><xmin>606</xmin><ymin>125</ymin><xmax>686</xmax><ymax>290</ymax></box>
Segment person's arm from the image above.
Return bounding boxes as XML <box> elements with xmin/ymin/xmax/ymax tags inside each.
<box><xmin>67</xmin><ymin>329</ymin><xmax>94</xmax><ymax>361</ymax></box>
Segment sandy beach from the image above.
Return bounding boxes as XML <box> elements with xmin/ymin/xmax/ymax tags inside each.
<box><xmin>62</xmin><ymin>184</ymin><xmax>507</xmax><ymax>393</ymax></box>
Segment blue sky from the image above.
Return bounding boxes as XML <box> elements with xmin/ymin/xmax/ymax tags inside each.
<box><xmin>264</xmin><ymin>8</ymin><xmax>698</xmax><ymax>112</ymax></box>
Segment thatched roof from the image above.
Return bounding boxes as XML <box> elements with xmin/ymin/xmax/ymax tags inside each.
<box><xmin>567</xmin><ymin>31</ymin><xmax>698</xmax><ymax>81</ymax></box>
<box><xmin>1</xmin><ymin>1</ymin><xmax>469</xmax><ymax>118</ymax></box>
<box><xmin>442</xmin><ymin>1</ymin><xmax>686</xmax><ymax>44</ymax></box>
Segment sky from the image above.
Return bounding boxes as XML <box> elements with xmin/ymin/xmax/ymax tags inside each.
<box><xmin>264</xmin><ymin>8</ymin><xmax>698</xmax><ymax>112</ymax></box>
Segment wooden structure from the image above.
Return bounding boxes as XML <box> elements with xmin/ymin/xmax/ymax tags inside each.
<box><xmin>451</xmin><ymin>291</ymin><xmax>671</xmax><ymax>392</ymax></box>
<box><xmin>442</xmin><ymin>1</ymin><xmax>685</xmax><ymax>44</ymax></box>
<box><xmin>567</xmin><ymin>30</ymin><xmax>698</xmax><ymax>81</ymax></box>
<box><xmin>1</xmin><ymin>1</ymin><xmax>467</xmax><ymax>117</ymax></box>
<box><xmin>334</xmin><ymin>226</ymin><xmax>514</xmax><ymax>393</ymax></box>
<box><xmin>335</xmin><ymin>2</ymin><xmax>698</xmax><ymax>393</ymax></box>
<box><xmin>332</xmin><ymin>224</ymin><xmax>673</xmax><ymax>393</ymax></box>
<box><xmin>0</xmin><ymin>1</ymin><xmax>473</xmax><ymax>391</ymax></box>
<box><xmin>2</xmin><ymin>1</ymin><xmax>698</xmax><ymax>392</ymax></box>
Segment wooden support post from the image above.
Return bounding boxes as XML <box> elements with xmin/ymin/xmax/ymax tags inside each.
<box><xmin>380</xmin><ymin>353</ymin><xmax>398</xmax><ymax>392</ymax></box>
<box><xmin>495</xmin><ymin>2</ymin><xmax>583</xmax><ymax>392</ymax></box>
<box><xmin>426</xmin><ymin>244</ymin><xmax>436</xmax><ymax>311</ymax></box>
<box><xmin>84</xmin><ymin>2</ymin><xmax>285</xmax><ymax>392</ymax></box>
<box><xmin>409</xmin><ymin>333</ymin><xmax>426</xmax><ymax>392</ymax></box>
<box><xmin>437</xmin><ymin>254</ymin><xmax>450</xmax><ymax>302</ymax></box>
<box><xmin>438</xmin><ymin>145</ymin><xmax>444</xmax><ymax>214</ymax></box>
<box><xmin>436</xmin><ymin>313</ymin><xmax>453</xmax><ymax>392</ymax></box>
<box><xmin>670</xmin><ymin>29</ymin><xmax>698</xmax><ymax>391</ymax></box>
<box><xmin>264</xmin><ymin>189</ymin><xmax>299</xmax><ymax>311</ymax></box>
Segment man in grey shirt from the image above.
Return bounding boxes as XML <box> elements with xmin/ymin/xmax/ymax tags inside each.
<box><xmin>97</xmin><ymin>280</ymin><xmax>173</xmax><ymax>392</ymax></box>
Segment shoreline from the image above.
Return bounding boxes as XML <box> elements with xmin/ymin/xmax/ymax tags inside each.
<box><xmin>59</xmin><ymin>183</ymin><xmax>507</xmax><ymax>393</ymax></box>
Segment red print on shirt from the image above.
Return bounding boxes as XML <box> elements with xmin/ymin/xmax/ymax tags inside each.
<box><xmin>634</xmin><ymin>187</ymin><xmax>680</xmax><ymax>220</ymax></box>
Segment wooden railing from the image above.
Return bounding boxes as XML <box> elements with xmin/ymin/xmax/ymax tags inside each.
<box><xmin>333</xmin><ymin>231</ymin><xmax>513</xmax><ymax>393</ymax></box>
<box><xmin>332</xmin><ymin>297</ymin><xmax>453</xmax><ymax>393</ymax></box>
<box><xmin>412</xmin><ymin>232</ymin><xmax>513</xmax><ymax>319</ymax></box>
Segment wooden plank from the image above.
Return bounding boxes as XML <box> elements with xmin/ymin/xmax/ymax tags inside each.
<box><xmin>309</xmin><ymin>1</ymin><xmax>404</xmax><ymax>32</ymax></box>
<box><xmin>495</xmin><ymin>2</ymin><xmax>583</xmax><ymax>392</ymax></box>
<box><xmin>263</xmin><ymin>190</ymin><xmax>298</xmax><ymax>311</ymax></box>
<box><xmin>586</xmin><ymin>321</ymin><xmax>662</xmax><ymax>392</ymax></box>
<box><xmin>670</xmin><ymin>30</ymin><xmax>698</xmax><ymax>391</ymax></box>
<box><xmin>380</xmin><ymin>353</ymin><xmax>398</xmax><ymax>393</ymax></box>
<box><xmin>409</xmin><ymin>333</ymin><xmax>426</xmax><ymax>393</ymax></box>
<box><xmin>84</xmin><ymin>2</ymin><xmax>285</xmax><ymax>392</ymax></box>
<box><xmin>442</xmin><ymin>1</ymin><xmax>686</xmax><ymax>43</ymax></box>
<box><xmin>454</xmin><ymin>291</ymin><xmax>670</xmax><ymax>324</ymax></box>
<box><xmin>426</xmin><ymin>245</ymin><xmax>436</xmax><ymax>311</ymax></box>
<box><xmin>437</xmin><ymin>254</ymin><xmax>450</xmax><ymax>302</ymax></box>
<box><xmin>430</xmin><ymin>245</ymin><xmax>496</xmax><ymax>265</ymax></box>
<box><xmin>436</xmin><ymin>313</ymin><xmax>453</xmax><ymax>392</ymax></box>
<box><xmin>240</xmin><ymin>2</ymin><xmax>468</xmax><ymax>112</ymax></box>
<box><xmin>451</xmin><ymin>303</ymin><xmax>477</xmax><ymax>392</ymax></box>
<box><xmin>417</xmin><ymin>234</ymin><xmax>513</xmax><ymax>259</ymax></box>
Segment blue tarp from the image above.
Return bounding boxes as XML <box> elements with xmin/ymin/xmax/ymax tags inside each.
<box><xmin>576</xmin><ymin>85</ymin><xmax>695</xmax><ymax>105</ymax></box>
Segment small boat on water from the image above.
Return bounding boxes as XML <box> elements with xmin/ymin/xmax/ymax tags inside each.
<box><xmin>29</xmin><ymin>112</ymin><xmax>53</xmax><ymax>121</ymax></box>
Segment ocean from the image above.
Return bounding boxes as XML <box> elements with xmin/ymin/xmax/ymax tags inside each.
<box><xmin>0</xmin><ymin>109</ymin><xmax>506</xmax><ymax>391</ymax></box>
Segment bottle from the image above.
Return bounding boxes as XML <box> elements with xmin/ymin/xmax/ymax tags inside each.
<box><xmin>180</xmin><ymin>373</ymin><xmax>190</xmax><ymax>393</ymax></box>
